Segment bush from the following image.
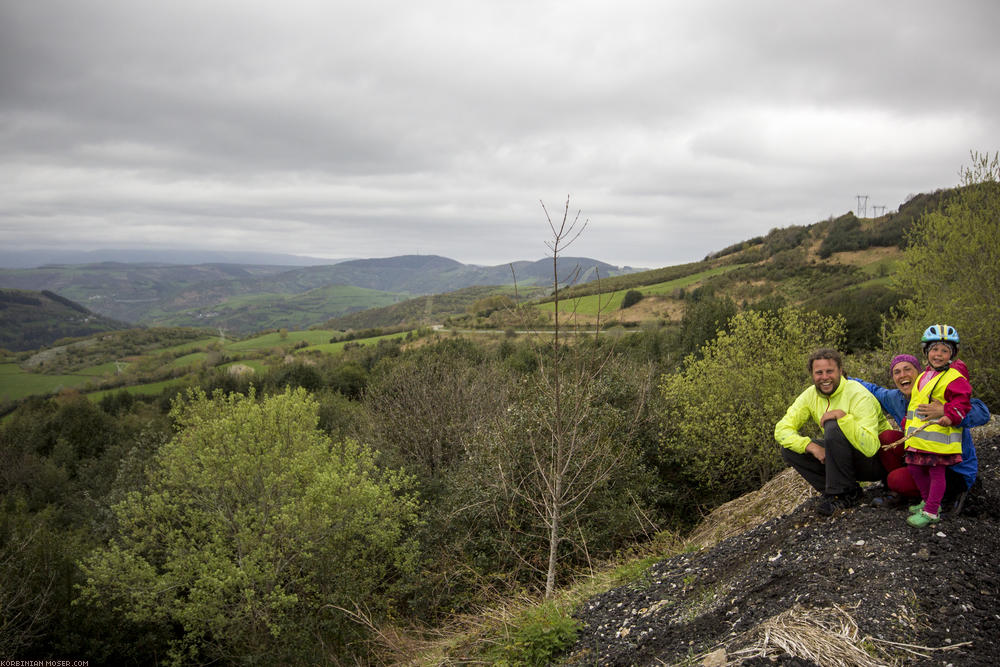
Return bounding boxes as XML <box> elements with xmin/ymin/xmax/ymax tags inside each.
<box><xmin>762</xmin><ymin>225</ymin><xmax>809</xmax><ymax>256</ymax></box>
<box><xmin>809</xmin><ymin>285</ymin><xmax>902</xmax><ymax>352</ymax></box>
<box><xmin>677</xmin><ymin>295</ymin><xmax>737</xmax><ymax>360</ymax></box>
<box><xmin>491</xmin><ymin>601</ymin><xmax>581</xmax><ymax>666</ymax></box>
<box><xmin>621</xmin><ymin>289</ymin><xmax>644</xmax><ymax>309</ymax></box>
<box><xmin>888</xmin><ymin>153</ymin><xmax>1000</xmax><ymax>405</ymax></box>
<box><xmin>817</xmin><ymin>213</ymin><xmax>865</xmax><ymax>258</ymax></box>
<box><xmin>79</xmin><ymin>388</ymin><xmax>420</xmax><ymax>665</ymax></box>
<box><xmin>659</xmin><ymin>307</ymin><xmax>845</xmax><ymax>511</ymax></box>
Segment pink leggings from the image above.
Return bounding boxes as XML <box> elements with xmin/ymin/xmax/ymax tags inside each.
<box><xmin>908</xmin><ymin>463</ymin><xmax>947</xmax><ymax>516</ymax></box>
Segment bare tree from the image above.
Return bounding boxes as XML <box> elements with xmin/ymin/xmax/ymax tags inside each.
<box><xmin>487</xmin><ymin>197</ymin><xmax>651</xmax><ymax>597</ymax></box>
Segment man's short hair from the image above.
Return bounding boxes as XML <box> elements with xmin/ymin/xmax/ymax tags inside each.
<box><xmin>808</xmin><ymin>348</ymin><xmax>842</xmax><ymax>373</ymax></box>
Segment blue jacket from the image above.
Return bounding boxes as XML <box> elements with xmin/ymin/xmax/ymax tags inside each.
<box><xmin>850</xmin><ymin>377</ymin><xmax>990</xmax><ymax>489</ymax></box>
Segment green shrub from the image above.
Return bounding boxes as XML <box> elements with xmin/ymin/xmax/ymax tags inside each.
<box><xmin>677</xmin><ymin>295</ymin><xmax>737</xmax><ymax>360</ymax></box>
<box><xmin>659</xmin><ymin>307</ymin><xmax>845</xmax><ymax>510</ymax></box>
<box><xmin>809</xmin><ymin>285</ymin><xmax>902</xmax><ymax>352</ymax></box>
<box><xmin>621</xmin><ymin>289</ymin><xmax>644</xmax><ymax>309</ymax></box>
<box><xmin>889</xmin><ymin>154</ymin><xmax>1000</xmax><ymax>405</ymax></box>
<box><xmin>79</xmin><ymin>388</ymin><xmax>420</xmax><ymax>665</ymax></box>
<box><xmin>817</xmin><ymin>213</ymin><xmax>865</xmax><ymax>258</ymax></box>
<box><xmin>492</xmin><ymin>601</ymin><xmax>581</xmax><ymax>666</ymax></box>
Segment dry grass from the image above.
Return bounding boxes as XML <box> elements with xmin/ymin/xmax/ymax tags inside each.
<box><xmin>977</xmin><ymin>414</ymin><xmax>1000</xmax><ymax>440</ymax></box>
<box><xmin>355</xmin><ymin>589</ymin><xmax>585</xmax><ymax>666</ymax></box>
<box><xmin>729</xmin><ymin>604</ymin><xmax>889</xmax><ymax>666</ymax></box>
<box><xmin>679</xmin><ymin>603</ymin><xmax>973</xmax><ymax>667</ymax></box>
<box><xmin>684</xmin><ymin>468</ymin><xmax>817</xmax><ymax>551</ymax></box>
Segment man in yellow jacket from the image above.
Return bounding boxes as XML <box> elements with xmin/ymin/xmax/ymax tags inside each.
<box><xmin>775</xmin><ymin>348</ymin><xmax>890</xmax><ymax>516</ymax></box>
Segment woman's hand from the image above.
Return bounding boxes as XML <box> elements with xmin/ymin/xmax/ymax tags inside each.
<box><xmin>916</xmin><ymin>401</ymin><xmax>944</xmax><ymax>420</ymax></box>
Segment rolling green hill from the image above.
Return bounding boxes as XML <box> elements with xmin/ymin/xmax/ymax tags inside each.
<box><xmin>0</xmin><ymin>289</ymin><xmax>129</xmax><ymax>352</ymax></box>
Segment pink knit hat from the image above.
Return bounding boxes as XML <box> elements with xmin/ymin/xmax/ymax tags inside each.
<box><xmin>890</xmin><ymin>354</ymin><xmax>920</xmax><ymax>371</ymax></box>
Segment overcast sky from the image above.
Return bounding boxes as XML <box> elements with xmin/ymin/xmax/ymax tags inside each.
<box><xmin>1</xmin><ymin>1</ymin><xmax>998</xmax><ymax>268</ymax></box>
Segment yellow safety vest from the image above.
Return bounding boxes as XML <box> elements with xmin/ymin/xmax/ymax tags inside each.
<box><xmin>905</xmin><ymin>367</ymin><xmax>964</xmax><ymax>455</ymax></box>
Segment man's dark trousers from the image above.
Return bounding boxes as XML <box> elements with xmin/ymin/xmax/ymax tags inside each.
<box><xmin>780</xmin><ymin>420</ymin><xmax>885</xmax><ymax>495</ymax></box>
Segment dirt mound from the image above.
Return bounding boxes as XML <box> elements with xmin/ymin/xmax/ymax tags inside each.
<box><xmin>564</xmin><ymin>434</ymin><xmax>1000</xmax><ymax>666</ymax></box>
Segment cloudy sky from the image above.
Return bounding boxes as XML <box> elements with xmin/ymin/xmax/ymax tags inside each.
<box><xmin>2</xmin><ymin>1</ymin><xmax>998</xmax><ymax>268</ymax></box>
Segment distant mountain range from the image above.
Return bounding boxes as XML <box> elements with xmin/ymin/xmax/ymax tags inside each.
<box><xmin>0</xmin><ymin>254</ymin><xmax>641</xmax><ymax>333</ymax></box>
<box><xmin>0</xmin><ymin>248</ymin><xmax>345</xmax><ymax>269</ymax></box>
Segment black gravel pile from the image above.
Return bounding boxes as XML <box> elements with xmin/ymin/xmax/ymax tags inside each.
<box><xmin>564</xmin><ymin>435</ymin><xmax>1000</xmax><ymax>666</ymax></box>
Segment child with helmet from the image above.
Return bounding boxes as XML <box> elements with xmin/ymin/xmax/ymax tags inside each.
<box><xmin>904</xmin><ymin>324</ymin><xmax>973</xmax><ymax>527</ymax></box>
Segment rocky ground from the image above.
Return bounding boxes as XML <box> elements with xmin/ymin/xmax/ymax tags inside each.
<box><xmin>563</xmin><ymin>432</ymin><xmax>1000</xmax><ymax>666</ymax></box>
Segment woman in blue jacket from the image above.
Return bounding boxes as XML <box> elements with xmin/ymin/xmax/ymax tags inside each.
<box><xmin>852</xmin><ymin>354</ymin><xmax>990</xmax><ymax>511</ymax></box>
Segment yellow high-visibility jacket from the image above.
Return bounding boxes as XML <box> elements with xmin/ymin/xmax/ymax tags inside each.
<box><xmin>905</xmin><ymin>367</ymin><xmax>967</xmax><ymax>455</ymax></box>
<box><xmin>775</xmin><ymin>377</ymin><xmax>889</xmax><ymax>457</ymax></box>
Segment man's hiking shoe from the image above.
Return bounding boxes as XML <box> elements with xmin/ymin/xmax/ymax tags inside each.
<box><xmin>908</xmin><ymin>500</ymin><xmax>926</xmax><ymax>515</ymax></box>
<box><xmin>868</xmin><ymin>488</ymin><xmax>901</xmax><ymax>509</ymax></box>
<box><xmin>907</xmin><ymin>510</ymin><xmax>940</xmax><ymax>528</ymax></box>
<box><xmin>817</xmin><ymin>488</ymin><xmax>862</xmax><ymax>516</ymax></box>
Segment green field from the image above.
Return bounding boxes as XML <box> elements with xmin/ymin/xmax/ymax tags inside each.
<box><xmin>298</xmin><ymin>331</ymin><xmax>411</xmax><ymax>355</ymax></box>
<box><xmin>224</xmin><ymin>329</ymin><xmax>339</xmax><ymax>352</ymax></box>
<box><xmin>160</xmin><ymin>337</ymin><xmax>222</xmax><ymax>354</ymax></box>
<box><xmin>0</xmin><ymin>363</ymin><xmax>96</xmax><ymax>400</ymax></box>
<box><xmin>169</xmin><ymin>351</ymin><xmax>209</xmax><ymax>368</ymax></box>
<box><xmin>640</xmin><ymin>264</ymin><xmax>737</xmax><ymax>295</ymax></box>
<box><xmin>76</xmin><ymin>361</ymin><xmax>128</xmax><ymax>375</ymax></box>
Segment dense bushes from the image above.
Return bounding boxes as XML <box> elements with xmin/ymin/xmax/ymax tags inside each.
<box><xmin>659</xmin><ymin>307</ymin><xmax>845</xmax><ymax>512</ymax></box>
<box><xmin>817</xmin><ymin>213</ymin><xmax>865</xmax><ymax>257</ymax></box>
<box><xmin>888</xmin><ymin>156</ymin><xmax>1000</xmax><ymax>405</ymax></box>
<box><xmin>79</xmin><ymin>388</ymin><xmax>421</xmax><ymax>665</ymax></box>
<box><xmin>677</xmin><ymin>294</ymin><xmax>737</xmax><ymax>360</ymax></box>
<box><xmin>808</xmin><ymin>284</ymin><xmax>902</xmax><ymax>352</ymax></box>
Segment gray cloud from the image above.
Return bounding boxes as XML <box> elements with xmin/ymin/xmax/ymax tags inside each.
<box><xmin>2</xmin><ymin>1</ymin><xmax>999</xmax><ymax>268</ymax></box>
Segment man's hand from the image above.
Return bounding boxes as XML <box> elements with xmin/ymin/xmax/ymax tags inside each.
<box><xmin>820</xmin><ymin>409</ymin><xmax>846</xmax><ymax>426</ymax></box>
<box><xmin>806</xmin><ymin>441</ymin><xmax>826</xmax><ymax>463</ymax></box>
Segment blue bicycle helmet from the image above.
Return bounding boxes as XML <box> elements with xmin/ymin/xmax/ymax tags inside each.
<box><xmin>921</xmin><ymin>324</ymin><xmax>959</xmax><ymax>354</ymax></box>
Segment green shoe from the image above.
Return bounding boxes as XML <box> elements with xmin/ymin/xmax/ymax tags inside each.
<box><xmin>907</xmin><ymin>510</ymin><xmax>940</xmax><ymax>528</ymax></box>
<box><xmin>908</xmin><ymin>500</ymin><xmax>926</xmax><ymax>515</ymax></box>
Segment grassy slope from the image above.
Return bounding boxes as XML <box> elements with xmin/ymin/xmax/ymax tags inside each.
<box><xmin>0</xmin><ymin>362</ymin><xmax>97</xmax><ymax>400</ymax></box>
<box><xmin>535</xmin><ymin>265</ymin><xmax>740</xmax><ymax>315</ymax></box>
